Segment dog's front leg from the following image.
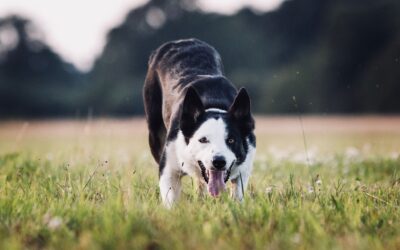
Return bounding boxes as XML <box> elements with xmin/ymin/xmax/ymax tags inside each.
<box><xmin>231</xmin><ymin>172</ymin><xmax>250</xmax><ymax>201</ymax></box>
<box><xmin>231</xmin><ymin>145</ymin><xmax>255</xmax><ymax>201</ymax></box>
<box><xmin>159</xmin><ymin>167</ymin><xmax>182</xmax><ymax>208</ymax></box>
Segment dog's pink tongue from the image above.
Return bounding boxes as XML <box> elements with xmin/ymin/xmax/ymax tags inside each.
<box><xmin>208</xmin><ymin>170</ymin><xmax>226</xmax><ymax>197</ymax></box>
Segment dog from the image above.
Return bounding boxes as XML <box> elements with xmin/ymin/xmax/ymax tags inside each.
<box><xmin>143</xmin><ymin>38</ymin><xmax>256</xmax><ymax>208</ymax></box>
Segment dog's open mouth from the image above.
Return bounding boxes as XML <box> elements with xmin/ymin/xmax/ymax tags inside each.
<box><xmin>198</xmin><ymin>161</ymin><xmax>234</xmax><ymax>197</ymax></box>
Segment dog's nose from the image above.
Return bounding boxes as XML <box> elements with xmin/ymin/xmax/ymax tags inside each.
<box><xmin>212</xmin><ymin>156</ymin><xmax>226</xmax><ymax>169</ymax></box>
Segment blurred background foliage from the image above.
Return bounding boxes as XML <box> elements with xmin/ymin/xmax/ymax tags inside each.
<box><xmin>0</xmin><ymin>0</ymin><xmax>399</xmax><ymax>117</ymax></box>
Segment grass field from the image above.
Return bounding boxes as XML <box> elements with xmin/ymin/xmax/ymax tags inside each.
<box><xmin>0</xmin><ymin>116</ymin><xmax>399</xmax><ymax>250</ymax></box>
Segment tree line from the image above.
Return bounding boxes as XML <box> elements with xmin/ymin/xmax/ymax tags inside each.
<box><xmin>1</xmin><ymin>0</ymin><xmax>399</xmax><ymax>117</ymax></box>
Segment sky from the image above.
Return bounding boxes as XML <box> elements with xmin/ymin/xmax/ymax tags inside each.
<box><xmin>0</xmin><ymin>0</ymin><xmax>285</xmax><ymax>71</ymax></box>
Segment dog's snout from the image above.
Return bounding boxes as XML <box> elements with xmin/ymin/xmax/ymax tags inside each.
<box><xmin>212</xmin><ymin>156</ymin><xmax>226</xmax><ymax>169</ymax></box>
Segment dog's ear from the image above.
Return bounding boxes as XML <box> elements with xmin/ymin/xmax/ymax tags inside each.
<box><xmin>180</xmin><ymin>87</ymin><xmax>205</xmax><ymax>137</ymax></box>
<box><xmin>229</xmin><ymin>88</ymin><xmax>255</xmax><ymax>134</ymax></box>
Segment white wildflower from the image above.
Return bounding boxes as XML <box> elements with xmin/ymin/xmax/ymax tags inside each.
<box><xmin>265</xmin><ymin>186</ymin><xmax>274</xmax><ymax>194</ymax></box>
<box><xmin>345</xmin><ymin>147</ymin><xmax>359</xmax><ymax>159</ymax></box>
<box><xmin>292</xmin><ymin>233</ymin><xmax>301</xmax><ymax>244</ymax></box>
<box><xmin>390</xmin><ymin>152</ymin><xmax>399</xmax><ymax>160</ymax></box>
<box><xmin>43</xmin><ymin>213</ymin><xmax>63</xmax><ymax>230</ymax></box>
<box><xmin>48</xmin><ymin>217</ymin><xmax>63</xmax><ymax>230</ymax></box>
<box><xmin>307</xmin><ymin>185</ymin><xmax>314</xmax><ymax>194</ymax></box>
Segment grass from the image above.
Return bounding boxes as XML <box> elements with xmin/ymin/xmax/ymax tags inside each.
<box><xmin>0</xmin><ymin>117</ymin><xmax>399</xmax><ymax>249</ymax></box>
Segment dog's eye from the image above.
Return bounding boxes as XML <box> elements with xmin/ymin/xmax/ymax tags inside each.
<box><xmin>227</xmin><ymin>138</ymin><xmax>235</xmax><ymax>144</ymax></box>
<box><xmin>199</xmin><ymin>137</ymin><xmax>209</xmax><ymax>143</ymax></box>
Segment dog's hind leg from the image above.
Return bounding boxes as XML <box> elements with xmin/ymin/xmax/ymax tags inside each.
<box><xmin>143</xmin><ymin>70</ymin><xmax>166</xmax><ymax>164</ymax></box>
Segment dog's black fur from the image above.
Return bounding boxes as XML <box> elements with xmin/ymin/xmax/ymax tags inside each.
<box><xmin>143</xmin><ymin>38</ymin><xmax>255</xmax><ymax>173</ymax></box>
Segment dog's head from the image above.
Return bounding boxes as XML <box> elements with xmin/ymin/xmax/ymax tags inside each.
<box><xmin>180</xmin><ymin>87</ymin><xmax>255</xmax><ymax>197</ymax></box>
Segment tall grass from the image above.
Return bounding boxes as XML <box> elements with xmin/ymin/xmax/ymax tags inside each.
<box><xmin>0</xmin><ymin>118</ymin><xmax>399</xmax><ymax>249</ymax></box>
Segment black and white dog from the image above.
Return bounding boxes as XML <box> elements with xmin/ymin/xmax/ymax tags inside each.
<box><xmin>143</xmin><ymin>39</ymin><xmax>256</xmax><ymax>208</ymax></box>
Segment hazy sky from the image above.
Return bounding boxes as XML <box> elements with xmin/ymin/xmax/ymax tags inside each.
<box><xmin>0</xmin><ymin>0</ymin><xmax>284</xmax><ymax>71</ymax></box>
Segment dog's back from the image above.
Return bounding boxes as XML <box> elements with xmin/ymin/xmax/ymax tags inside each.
<box><xmin>148</xmin><ymin>38</ymin><xmax>224</xmax><ymax>87</ymax></box>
